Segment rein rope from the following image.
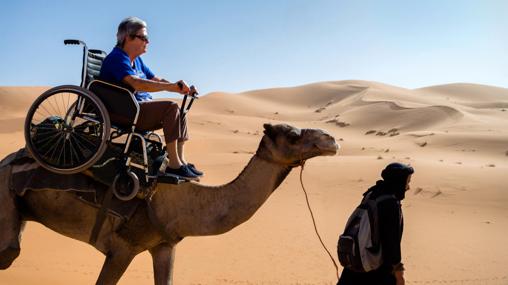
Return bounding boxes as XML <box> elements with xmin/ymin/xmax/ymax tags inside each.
<box><xmin>297</xmin><ymin>160</ymin><xmax>340</xmax><ymax>280</ymax></box>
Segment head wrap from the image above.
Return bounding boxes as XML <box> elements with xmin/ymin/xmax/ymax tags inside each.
<box><xmin>380</xmin><ymin>163</ymin><xmax>414</xmax><ymax>200</ymax></box>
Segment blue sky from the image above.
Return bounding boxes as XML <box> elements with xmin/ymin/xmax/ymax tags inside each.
<box><xmin>1</xmin><ymin>0</ymin><xmax>507</xmax><ymax>94</ymax></box>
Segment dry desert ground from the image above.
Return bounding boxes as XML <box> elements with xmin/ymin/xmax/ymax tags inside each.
<box><xmin>0</xmin><ymin>81</ymin><xmax>507</xmax><ymax>284</ymax></box>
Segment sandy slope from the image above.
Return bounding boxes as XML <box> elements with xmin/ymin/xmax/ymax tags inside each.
<box><xmin>0</xmin><ymin>81</ymin><xmax>507</xmax><ymax>285</ymax></box>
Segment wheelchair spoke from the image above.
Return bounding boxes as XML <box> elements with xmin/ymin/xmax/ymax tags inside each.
<box><xmin>49</xmin><ymin>135</ymin><xmax>66</xmax><ymax>165</ymax></box>
<box><xmin>70</xmin><ymin>132</ymin><xmax>90</xmax><ymax>157</ymax></box>
<box><xmin>32</xmin><ymin>129</ymin><xmax>61</xmax><ymax>146</ymax></box>
<box><xmin>46</xmin><ymin>96</ymin><xmax>61</xmax><ymax>117</ymax></box>
<box><xmin>75</xmin><ymin>133</ymin><xmax>100</xmax><ymax>149</ymax></box>
<box><xmin>37</xmin><ymin>104</ymin><xmax>55</xmax><ymax>120</ymax></box>
<box><xmin>43</xmin><ymin>133</ymin><xmax>65</xmax><ymax>164</ymax></box>
<box><xmin>54</xmin><ymin>93</ymin><xmax>65</xmax><ymax>117</ymax></box>
<box><xmin>65</xmin><ymin>93</ymin><xmax>70</xmax><ymax>114</ymax></box>
<box><xmin>59</xmin><ymin>93</ymin><xmax>67</xmax><ymax>118</ymax></box>
<box><xmin>55</xmin><ymin>136</ymin><xmax>67</xmax><ymax>166</ymax></box>
<box><xmin>31</xmin><ymin>126</ymin><xmax>61</xmax><ymax>131</ymax></box>
<box><xmin>38</xmin><ymin>131</ymin><xmax>63</xmax><ymax>155</ymax></box>
<box><xmin>68</xmin><ymin>135</ymin><xmax>86</xmax><ymax>166</ymax></box>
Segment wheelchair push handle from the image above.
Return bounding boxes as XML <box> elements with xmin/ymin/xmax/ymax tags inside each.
<box><xmin>64</xmin><ymin>39</ymin><xmax>86</xmax><ymax>46</ymax></box>
<box><xmin>179</xmin><ymin>83</ymin><xmax>199</xmax><ymax>120</ymax></box>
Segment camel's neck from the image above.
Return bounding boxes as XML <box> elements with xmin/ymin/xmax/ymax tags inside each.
<box><xmin>154</xmin><ymin>156</ymin><xmax>293</xmax><ymax>237</ymax></box>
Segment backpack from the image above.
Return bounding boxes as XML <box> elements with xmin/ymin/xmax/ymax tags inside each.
<box><xmin>337</xmin><ymin>192</ymin><xmax>396</xmax><ymax>272</ymax></box>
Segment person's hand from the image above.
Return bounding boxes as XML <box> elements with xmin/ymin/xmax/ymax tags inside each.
<box><xmin>189</xmin><ymin>85</ymin><xmax>199</xmax><ymax>97</ymax></box>
<box><xmin>175</xmin><ymin>80</ymin><xmax>190</xmax><ymax>94</ymax></box>
<box><xmin>394</xmin><ymin>270</ymin><xmax>405</xmax><ymax>285</ymax></box>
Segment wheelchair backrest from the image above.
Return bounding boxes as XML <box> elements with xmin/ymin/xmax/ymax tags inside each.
<box><xmin>84</xmin><ymin>49</ymin><xmax>107</xmax><ymax>87</ymax></box>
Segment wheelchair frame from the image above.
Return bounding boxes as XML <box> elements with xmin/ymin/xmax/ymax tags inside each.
<box><xmin>24</xmin><ymin>39</ymin><xmax>197</xmax><ymax>200</ymax></box>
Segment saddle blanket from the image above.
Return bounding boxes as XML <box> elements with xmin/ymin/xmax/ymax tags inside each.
<box><xmin>2</xmin><ymin>148</ymin><xmax>142</xmax><ymax>221</ymax></box>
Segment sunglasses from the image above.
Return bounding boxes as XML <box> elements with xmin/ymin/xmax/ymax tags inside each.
<box><xmin>132</xmin><ymin>34</ymin><xmax>149</xmax><ymax>42</ymax></box>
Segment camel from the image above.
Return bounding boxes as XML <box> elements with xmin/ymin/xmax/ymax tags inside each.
<box><xmin>0</xmin><ymin>123</ymin><xmax>338</xmax><ymax>285</ymax></box>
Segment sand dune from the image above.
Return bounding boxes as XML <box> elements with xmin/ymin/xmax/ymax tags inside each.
<box><xmin>0</xmin><ymin>81</ymin><xmax>507</xmax><ymax>284</ymax></box>
<box><xmin>0</xmin><ymin>87</ymin><xmax>47</xmax><ymax>117</ymax></box>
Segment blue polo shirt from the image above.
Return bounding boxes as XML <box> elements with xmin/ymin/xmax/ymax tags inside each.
<box><xmin>99</xmin><ymin>47</ymin><xmax>155</xmax><ymax>101</ymax></box>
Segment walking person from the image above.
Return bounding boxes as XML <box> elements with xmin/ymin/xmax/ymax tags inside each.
<box><xmin>337</xmin><ymin>162</ymin><xmax>414</xmax><ymax>285</ymax></box>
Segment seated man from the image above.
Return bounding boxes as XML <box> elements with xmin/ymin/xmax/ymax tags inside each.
<box><xmin>99</xmin><ymin>16</ymin><xmax>202</xmax><ymax>180</ymax></box>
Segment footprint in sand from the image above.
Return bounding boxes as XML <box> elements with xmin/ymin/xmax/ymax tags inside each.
<box><xmin>365</xmin><ymin>130</ymin><xmax>376</xmax><ymax>135</ymax></box>
<box><xmin>326</xmin><ymin>118</ymin><xmax>350</xmax><ymax>127</ymax></box>
<box><xmin>387</xmin><ymin>129</ymin><xmax>400</xmax><ymax>136</ymax></box>
<box><xmin>418</xmin><ymin>141</ymin><xmax>428</xmax><ymax>147</ymax></box>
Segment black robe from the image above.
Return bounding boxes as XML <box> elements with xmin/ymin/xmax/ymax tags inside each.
<box><xmin>337</xmin><ymin>180</ymin><xmax>404</xmax><ymax>285</ymax></box>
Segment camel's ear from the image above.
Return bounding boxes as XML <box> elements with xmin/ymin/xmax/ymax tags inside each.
<box><xmin>263</xmin><ymin>123</ymin><xmax>276</xmax><ymax>140</ymax></box>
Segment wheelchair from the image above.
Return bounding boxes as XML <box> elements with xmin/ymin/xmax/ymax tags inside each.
<box><xmin>24</xmin><ymin>39</ymin><xmax>198</xmax><ymax>200</ymax></box>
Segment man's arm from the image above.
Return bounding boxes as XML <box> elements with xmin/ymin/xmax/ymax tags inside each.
<box><xmin>378</xmin><ymin>200</ymin><xmax>403</xmax><ymax>271</ymax></box>
<box><xmin>150</xmin><ymin>76</ymin><xmax>169</xmax><ymax>83</ymax></box>
<box><xmin>123</xmin><ymin>75</ymin><xmax>189</xmax><ymax>94</ymax></box>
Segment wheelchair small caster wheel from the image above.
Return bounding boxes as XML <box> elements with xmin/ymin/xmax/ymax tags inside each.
<box><xmin>112</xmin><ymin>170</ymin><xmax>139</xmax><ymax>201</ymax></box>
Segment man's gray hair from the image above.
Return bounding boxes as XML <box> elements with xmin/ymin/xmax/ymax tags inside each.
<box><xmin>116</xmin><ymin>16</ymin><xmax>147</xmax><ymax>47</ymax></box>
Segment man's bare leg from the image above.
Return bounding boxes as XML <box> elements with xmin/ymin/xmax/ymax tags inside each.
<box><xmin>177</xmin><ymin>141</ymin><xmax>187</xmax><ymax>165</ymax></box>
<box><xmin>166</xmin><ymin>140</ymin><xmax>182</xmax><ymax>169</ymax></box>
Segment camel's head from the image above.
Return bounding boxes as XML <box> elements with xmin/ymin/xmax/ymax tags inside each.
<box><xmin>257</xmin><ymin>123</ymin><xmax>339</xmax><ymax>165</ymax></box>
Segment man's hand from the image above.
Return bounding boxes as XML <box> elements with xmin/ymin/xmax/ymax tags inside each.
<box><xmin>394</xmin><ymin>270</ymin><xmax>405</xmax><ymax>285</ymax></box>
<box><xmin>175</xmin><ymin>80</ymin><xmax>190</xmax><ymax>94</ymax></box>
<box><xmin>189</xmin><ymin>85</ymin><xmax>199</xmax><ymax>97</ymax></box>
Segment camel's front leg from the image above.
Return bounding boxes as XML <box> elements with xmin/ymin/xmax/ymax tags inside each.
<box><xmin>149</xmin><ymin>243</ymin><xmax>176</xmax><ymax>285</ymax></box>
<box><xmin>95</xmin><ymin>245</ymin><xmax>135</xmax><ymax>285</ymax></box>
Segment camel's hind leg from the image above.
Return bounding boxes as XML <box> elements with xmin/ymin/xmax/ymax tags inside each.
<box><xmin>0</xmin><ymin>168</ymin><xmax>24</xmax><ymax>269</ymax></box>
<box><xmin>95</xmin><ymin>240</ymin><xmax>136</xmax><ymax>285</ymax></box>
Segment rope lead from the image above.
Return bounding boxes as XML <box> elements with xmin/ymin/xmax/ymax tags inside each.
<box><xmin>298</xmin><ymin>162</ymin><xmax>340</xmax><ymax>280</ymax></box>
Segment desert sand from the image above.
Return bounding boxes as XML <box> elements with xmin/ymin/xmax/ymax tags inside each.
<box><xmin>0</xmin><ymin>80</ymin><xmax>507</xmax><ymax>284</ymax></box>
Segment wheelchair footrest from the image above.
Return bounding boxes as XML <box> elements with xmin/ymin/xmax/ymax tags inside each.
<box><xmin>158</xmin><ymin>173</ymin><xmax>186</xmax><ymax>185</ymax></box>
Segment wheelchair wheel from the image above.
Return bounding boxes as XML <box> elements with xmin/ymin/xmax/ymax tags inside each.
<box><xmin>112</xmin><ymin>170</ymin><xmax>139</xmax><ymax>201</ymax></box>
<box><xmin>24</xmin><ymin>85</ymin><xmax>111</xmax><ymax>174</ymax></box>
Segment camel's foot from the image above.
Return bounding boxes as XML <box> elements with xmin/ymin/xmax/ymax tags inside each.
<box><xmin>0</xmin><ymin>245</ymin><xmax>20</xmax><ymax>269</ymax></box>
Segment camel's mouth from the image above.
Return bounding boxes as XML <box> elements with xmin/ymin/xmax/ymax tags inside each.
<box><xmin>316</xmin><ymin>141</ymin><xmax>340</xmax><ymax>156</ymax></box>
